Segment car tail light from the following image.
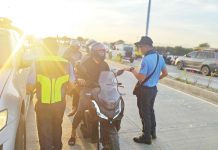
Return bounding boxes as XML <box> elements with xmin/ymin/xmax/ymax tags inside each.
<box><xmin>0</xmin><ymin>109</ymin><xmax>8</xmax><ymax>131</ymax></box>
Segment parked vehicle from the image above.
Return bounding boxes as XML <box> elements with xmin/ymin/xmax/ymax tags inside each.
<box><xmin>80</xmin><ymin>70</ymin><xmax>124</xmax><ymax>150</ymax></box>
<box><xmin>164</xmin><ymin>55</ymin><xmax>178</xmax><ymax>65</ymax></box>
<box><xmin>0</xmin><ymin>19</ymin><xmax>31</xmax><ymax>150</ymax></box>
<box><xmin>109</xmin><ymin>44</ymin><xmax>135</xmax><ymax>63</ymax></box>
<box><xmin>175</xmin><ymin>50</ymin><xmax>218</xmax><ymax>76</ymax></box>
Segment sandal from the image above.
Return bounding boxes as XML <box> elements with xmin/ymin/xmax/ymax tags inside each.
<box><xmin>68</xmin><ymin>137</ymin><xmax>76</xmax><ymax>146</ymax></box>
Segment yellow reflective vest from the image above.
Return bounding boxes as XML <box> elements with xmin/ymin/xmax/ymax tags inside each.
<box><xmin>35</xmin><ymin>56</ymin><xmax>70</xmax><ymax>104</ymax></box>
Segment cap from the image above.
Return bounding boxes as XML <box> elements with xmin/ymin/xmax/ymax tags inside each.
<box><xmin>135</xmin><ymin>36</ymin><xmax>153</xmax><ymax>47</ymax></box>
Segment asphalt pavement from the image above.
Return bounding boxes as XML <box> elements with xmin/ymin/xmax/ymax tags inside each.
<box><xmin>27</xmin><ymin>62</ymin><xmax>218</xmax><ymax>150</ymax></box>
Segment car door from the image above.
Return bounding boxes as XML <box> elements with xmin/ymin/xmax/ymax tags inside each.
<box><xmin>194</xmin><ymin>51</ymin><xmax>208</xmax><ymax>70</ymax></box>
<box><xmin>0</xmin><ymin>29</ymin><xmax>22</xmax><ymax>150</ymax></box>
<box><xmin>184</xmin><ymin>51</ymin><xmax>198</xmax><ymax>68</ymax></box>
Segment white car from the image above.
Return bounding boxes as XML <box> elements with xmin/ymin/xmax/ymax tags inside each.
<box><xmin>108</xmin><ymin>44</ymin><xmax>135</xmax><ymax>63</ymax></box>
<box><xmin>0</xmin><ymin>27</ymin><xmax>31</xmax><ymax>150</ymax></box>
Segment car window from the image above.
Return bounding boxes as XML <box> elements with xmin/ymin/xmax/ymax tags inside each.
<box><xmin>207</xmin><ymin>52</ymin><xmax>215</xmax><ymax>59</ymax></box>
<box><xmin>124</xmin><ymin>47</ymin><xmax>133</xmax><ymax>52</ymax></box>
<box><xmin>0</xmin><ymin>31</ymin><xmax>12</xmax><ymax>67</ymax></box>
<box><xmin>215</xmin><ymin>52</ymin><xmax>218</xmax><ymax>59</ymax></box>
<box><xmin>187</xmin><ymin>51</ymin><xmax>197</xmax><ymax>58</ymax></box>
<box><xmin>196</xmin><ymin>52</ymin><xmax>207</xmax><ymax>59</ymax></box>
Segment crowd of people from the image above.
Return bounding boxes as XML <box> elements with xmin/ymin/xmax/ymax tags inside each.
<box><xmin>26</xmin><ymin>36</ymin><xmax>168</xmax><ymax>150</ymax></box>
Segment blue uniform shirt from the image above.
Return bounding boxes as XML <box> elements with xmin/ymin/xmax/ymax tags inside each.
<box><xmin>139</xmin><ymin>51</ymin><xmax>166</xmax><ymax>87</ymax></box>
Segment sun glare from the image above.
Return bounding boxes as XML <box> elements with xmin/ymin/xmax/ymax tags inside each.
<box><xmin>1</xmin><ymin>0</ymin><xmax>90</xmax><ymax>37</ymax></box>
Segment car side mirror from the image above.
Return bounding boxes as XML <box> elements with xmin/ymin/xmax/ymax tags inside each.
<box><xmin>185</xmin><ymin>54</ymin><xmax>190</xmax><ymax>58</ymax></box>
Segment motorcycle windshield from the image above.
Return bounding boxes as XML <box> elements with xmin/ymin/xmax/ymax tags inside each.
<box><xmin>98</xmin><ymin>71</ymin><xmax>120</xmax><ymax>102</ymax></box>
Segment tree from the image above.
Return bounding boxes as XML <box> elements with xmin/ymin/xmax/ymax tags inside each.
<box><xmin>77</xmin><ymin>36</ymin><xmax>84</xmax><ymax>42</ymax></box>
<box><xmin>115</xmin><ymin>40</ymin><xmax>125</xmax><ymax>45</ymax></box>
<box><xmin>195</xmin><ymin>43</ymin><xmax>210</xmax><ymax>50</ymax></box>
<box><xmin>155</xmin><ymin>46</ymin><xmax>193</xmax><ymax>56</ymax></box>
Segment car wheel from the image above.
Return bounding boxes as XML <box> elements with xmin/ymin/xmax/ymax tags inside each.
<box><xmin>201</xmin><ymin>66</ymin><xmax>211</xmax><ymax>76</ymax></box>
<box><xmin>15</xmin><ymin>112</ymin><xmax>26</xmax><ymax>150</ymax></box>
<box><xmin>177</xmin><ymin>62</ymin><xmax>184</xmax><ymax>70</ymax></box>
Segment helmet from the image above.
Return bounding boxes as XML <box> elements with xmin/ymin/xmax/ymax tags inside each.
<box><xmin>63</xmin><ymin>40</ymin><xmax>82</xmax><ymax>64</ymax></box>
<box><xmin>86</xmin><ymin>40</ymin><xmax>96</xmax><ymax>53</ymax></box>
<box><xmin>70</xmin><ymin>40</ymin><xmax>80</xmax><ymax>50</ymax></box>
<box><xmin>90</xmin><ymin>43</ymin><xmax>106</xmax><ymax>61</ymax></box>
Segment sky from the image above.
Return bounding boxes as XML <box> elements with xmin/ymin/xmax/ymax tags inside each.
<box><xmin>0</xmin><ymin>0</ymin><xmax>218</xmax><ymax>48</ymax></box>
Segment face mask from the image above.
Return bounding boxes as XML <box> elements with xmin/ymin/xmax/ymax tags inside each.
<box><xmin>96</xmin><ymin>54</ymin><xmax>105</xmax><ymax>62</ymax></box>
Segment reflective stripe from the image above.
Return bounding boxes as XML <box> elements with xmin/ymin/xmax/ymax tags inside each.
<box><xmin>53</xmin><ymin>75</ymin><xmax>69</xmax><ymax>102</ymax></box>
<box><xmin>37</xmin><ymin>74</ymin><xmax>51</xmax><ymax>104</ymax></box>
<box><xmin>37</xmin><ymin>74</ymin><xmax>69</xmax><ymax>104</ymax></box>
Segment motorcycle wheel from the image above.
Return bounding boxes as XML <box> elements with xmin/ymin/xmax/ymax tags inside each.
<box><xmin>108</xmin><ymin>126</ymin><xmax>120</xmax><ymax>150</ymax></box>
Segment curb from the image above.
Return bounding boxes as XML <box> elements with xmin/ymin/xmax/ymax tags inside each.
<box><xmin>107</xmin><ymin>60</ymin><xmax>218</xmax><ymax>104</ymax></box>
<box><xmin>160</xmin><ymin>77</ymin><xmax>218</xmax><ymax>104</ymax></box>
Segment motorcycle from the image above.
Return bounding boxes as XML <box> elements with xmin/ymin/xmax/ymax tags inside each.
<box><xmin>80</xmin><ymin>69</ymin><xmax>125</xmax><ymax>150</ymax></box>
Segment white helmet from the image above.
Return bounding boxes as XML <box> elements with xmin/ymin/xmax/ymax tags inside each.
<box><xmin>70</xmin><ymin>40</ymin><xmax>80</xmax><ymax>49</ymax></box>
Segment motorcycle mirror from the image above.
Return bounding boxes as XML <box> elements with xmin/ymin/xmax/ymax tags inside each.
<box><xmin>116</xmin><ymin>70</ymin><xmax>124</xmax><ymax>76</ymax></box>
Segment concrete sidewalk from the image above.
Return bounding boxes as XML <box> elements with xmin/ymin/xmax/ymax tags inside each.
<box><xmin>27</xmin><ymin>69</ymin><xmax>218</xmax><ymax>150</ymax></box>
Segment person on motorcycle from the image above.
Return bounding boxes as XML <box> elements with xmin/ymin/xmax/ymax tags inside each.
<box><xmin>63</xmin><ymin>40</ymin><xmax>82</xmax><ymax>117</ymax></box>
<box><xmin>68</xmin><ymin>42</ymin><xmax>109</xmax><ymax>146</ymax></box>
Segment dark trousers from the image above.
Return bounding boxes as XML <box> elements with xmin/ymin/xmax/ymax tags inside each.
<box><xmin>137</xmin><ymin>86</ymin><xmax>157</xmax><ymax>137</ymax></box>
<box><xmin>35</xmin><ymin>101</ymin><xmax>66</xmax><ymax>150</ymax></box>
<box><xmin>71</xmin><ymin>89</ymin><xmax>80</xmax><ymax>109</ymax></box>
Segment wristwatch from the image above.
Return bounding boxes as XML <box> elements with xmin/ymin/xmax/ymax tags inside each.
<box><xmin>130</xmin><ymin>67</ymin><xmax>135</xmax><ymax>72</ymax></box>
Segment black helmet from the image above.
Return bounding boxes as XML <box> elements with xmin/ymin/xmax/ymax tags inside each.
<box><xmin>90</xmin><ymin>43</ymin><xmax>106</xmax><ymax>61</ymax></box>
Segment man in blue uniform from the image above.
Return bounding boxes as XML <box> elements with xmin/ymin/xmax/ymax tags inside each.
<box><xmin>125</xmin><ymin>36</ymin><xmax>168</xmax><ymax>145</ymax></box>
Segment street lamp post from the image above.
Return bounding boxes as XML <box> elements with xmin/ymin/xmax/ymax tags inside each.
<box><xmin>146</xmin><ymin>0</ymin><xmax>152</xmax><ymax>36</ymax></box>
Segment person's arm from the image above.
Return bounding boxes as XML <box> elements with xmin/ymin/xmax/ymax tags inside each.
<box><xmin>159</xmin><ymin>56</ymin><xmax>168</xmax><ymax>80</ymax></box>
<box><xmin>68</xmin><ymin>64</ymin><xmax>77</xmax><ymax>90</ymax></box>
<box><xmin>131</xmin><ymin>69</ymin><xmax>146</xmax><ymax>82</ymax></box>
<box><xmin>124</xmin><ymin>58</ymin><xmax>147</xmax><ymax>82</ymax></box>
<box><xmin>160</xmin><ymin>67</ymin><xmax>168</xmax><ymax>80</ymax></box>
<box><xmin>105</xmin><ymin>62</ymin><xmax>110</xmax><ymax>71</ymax></box>
<box><xmin>26</xmin><ymin>63</ymin><xmax>36</xmax><ymax>94</ymax></box>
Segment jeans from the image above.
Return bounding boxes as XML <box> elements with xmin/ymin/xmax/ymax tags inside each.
<box><xmin>35</xmin><ymin>101</ymin><xmax>66</xmax><ymax>150</ymax></box>
<box><xmin>137</xmin><ymin>86</ymin><xmax>157</xmax><ymax>137</ymax></box>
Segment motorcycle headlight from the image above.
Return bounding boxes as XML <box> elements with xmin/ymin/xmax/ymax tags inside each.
<box><xmin>0</xmin><ymin>109</ymin><xmax>8</xmax><ymax>131</ymax></box>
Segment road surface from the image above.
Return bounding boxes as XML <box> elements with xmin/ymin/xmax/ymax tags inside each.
<box><xmin>27</xmin><ymin>62</ymin><xmax>218</xmax><ymax>150</ymax></box>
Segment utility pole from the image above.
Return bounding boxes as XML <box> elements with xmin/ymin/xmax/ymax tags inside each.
<box><xmin>146</xmin><ymin>0</ymin><xmax>151</xmax><ymax>36</ymax></box>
